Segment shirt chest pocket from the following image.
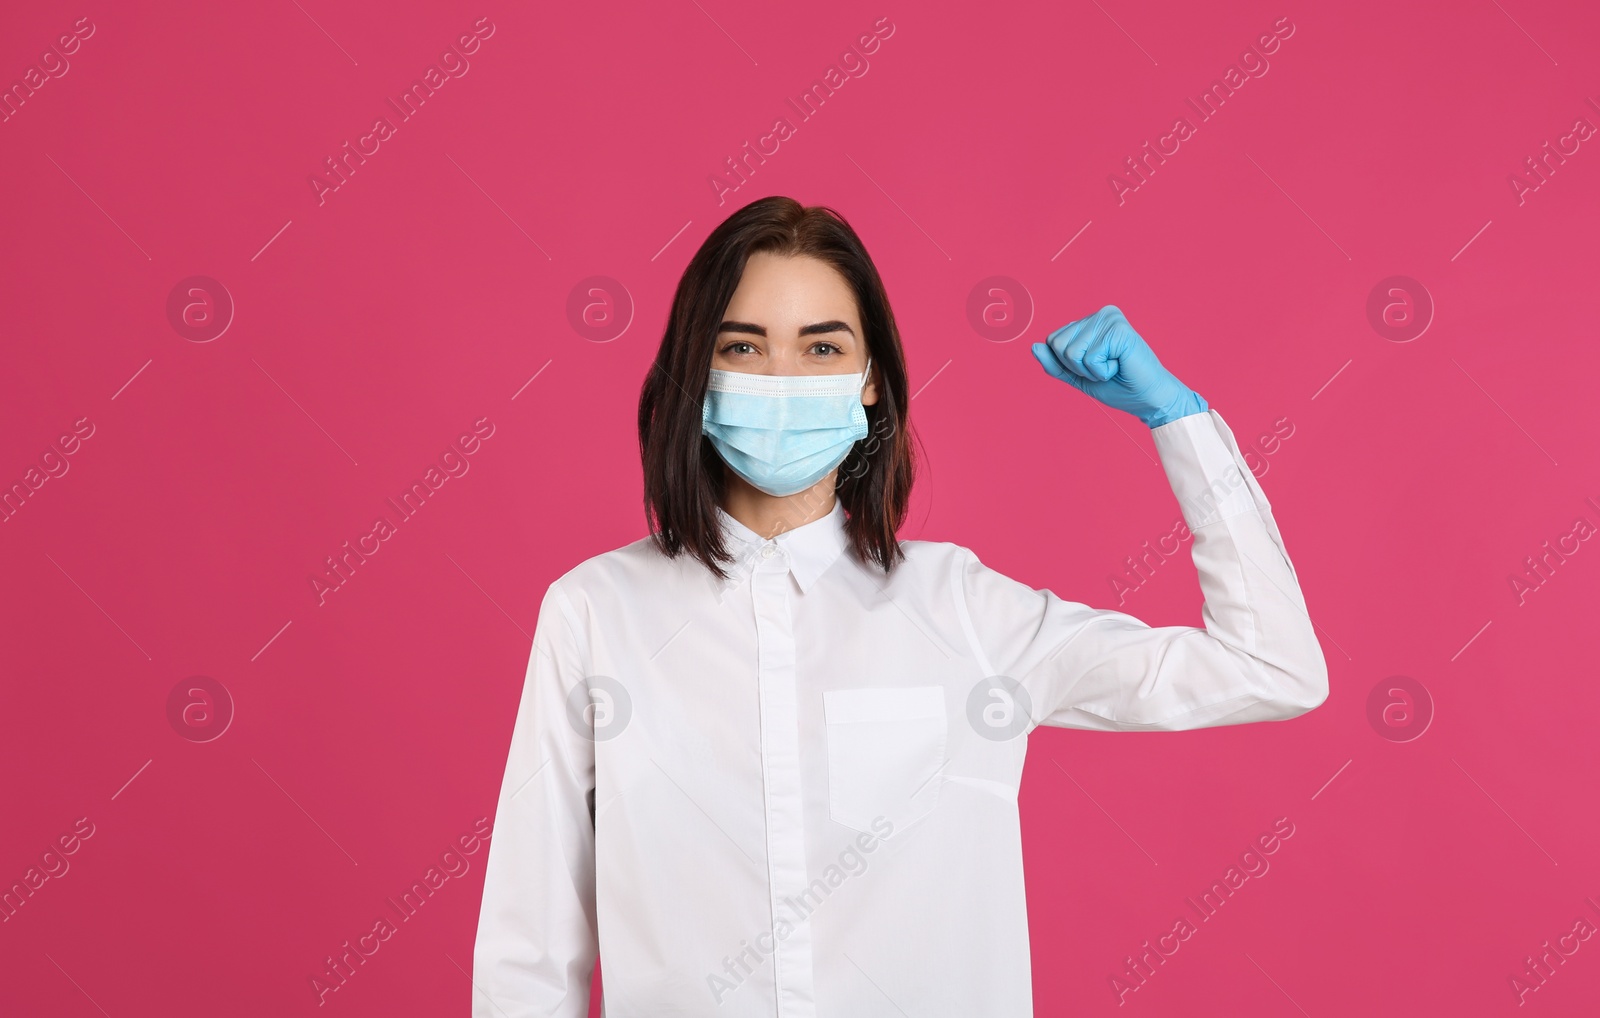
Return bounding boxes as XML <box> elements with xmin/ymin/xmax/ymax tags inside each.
<box><xmin>823</xmin><ymin>685</ymin><xmax>948</xmax><ymax>837</ymax></box>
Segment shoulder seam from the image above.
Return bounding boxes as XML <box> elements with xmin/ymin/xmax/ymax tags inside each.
<box><xmin>948</xmin><ymin>546</ymin><xmax>996</xmax><ymax>677</ymax></box>
<box><xmin>545</xmin><ymin>579</ymin><xmax>592</xmax><ymax>676</ymax></box>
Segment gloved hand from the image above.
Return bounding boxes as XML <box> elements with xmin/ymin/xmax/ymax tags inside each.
<box><xmin>1030</xmin><ymin>304</ymin><xmax>1207</xmax><ymax>428</ymax></box>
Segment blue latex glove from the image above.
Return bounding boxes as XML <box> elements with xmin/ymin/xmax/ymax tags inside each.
<box><xmin>1031</xmin><ymin>304</ymin><xmax>1207</xmax><ymax>428</ymax></box>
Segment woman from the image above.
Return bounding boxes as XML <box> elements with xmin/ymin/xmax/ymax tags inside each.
<box><xmin>471</xmin><ymin>196</ymin><xmax>1327</xmax><ymax>1017</ymax></box>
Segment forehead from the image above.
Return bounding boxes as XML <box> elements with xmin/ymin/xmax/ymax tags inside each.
<box><xmin>723</xmin><ymin>252</ymin><xmax>859</xmax><ymax>324</ymax></box>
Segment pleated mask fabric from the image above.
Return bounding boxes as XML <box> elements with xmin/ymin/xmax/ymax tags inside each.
<box><xmin>701</xmin><ymin>356</ymin><xmax>872</xmax><ymax>496</ymax></box>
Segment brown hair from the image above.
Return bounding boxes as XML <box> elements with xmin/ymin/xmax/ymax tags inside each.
<box><xmin>637</xmin><ymin>195</ymin><xmax>916</xmax><ymax>581</ymax></box>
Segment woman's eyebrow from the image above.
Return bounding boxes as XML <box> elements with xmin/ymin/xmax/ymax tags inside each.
<box><xmin>717</xmin><ymin>320</ymin><xmax>856</xmax><ymax>337</ymax></box>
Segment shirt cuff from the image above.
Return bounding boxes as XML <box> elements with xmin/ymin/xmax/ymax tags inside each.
<box><xmin>1150</xmin><ymin>409</ymin><xmax>1259</xmax><ymax>530</ymax></box>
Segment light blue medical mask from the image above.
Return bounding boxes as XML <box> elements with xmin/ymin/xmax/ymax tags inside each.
<box><xmin>701</xmin><ymin>355</ymin><xmax>873</xmax><ymax>497</ymax></box>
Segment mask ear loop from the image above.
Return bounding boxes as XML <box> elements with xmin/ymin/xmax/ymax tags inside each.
<box><xmin>844</xmin><ymin>353</ymin><xmax>874</xmax><ymax>480</ymax></box>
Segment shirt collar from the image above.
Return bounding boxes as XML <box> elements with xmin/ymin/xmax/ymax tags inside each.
<box><xmin>712</xmin><ymin>498</ymin><xmax>849</xmax><ymax>598</ymax></box>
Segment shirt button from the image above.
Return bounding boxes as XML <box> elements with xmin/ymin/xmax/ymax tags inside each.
<box><xmin>761</xmin><ymin>542</ymin><xmax>777</xmax><ymax>559</ymax></box>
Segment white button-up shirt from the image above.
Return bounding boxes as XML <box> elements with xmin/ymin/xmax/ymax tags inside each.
<box><xmin>471</xmin><ymin>409</ymin><xmax>1327</xmax><ymax>1017</ymax></box>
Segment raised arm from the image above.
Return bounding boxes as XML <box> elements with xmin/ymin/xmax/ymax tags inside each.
<box><xmin>472</xmin><ymin>580</ymin><xmax>599</xmax><ymax>1017</ymax></box>
<box><xmin>959</xmin><ymin>406</ymin><xmax>1328</xmax><ymax>731</ymax></box>
<box><xmin>953</xmin><ymin>305</ymin><xmax>1331</xmax><ymax>731</ymax></box>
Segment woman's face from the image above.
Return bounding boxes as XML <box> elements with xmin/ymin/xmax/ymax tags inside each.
<box><xmin>713</xmin><ymin>251</ymin><xmax>879</xmax><ymax>406</ymax></box>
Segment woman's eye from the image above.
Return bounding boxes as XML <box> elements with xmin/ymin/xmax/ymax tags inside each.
<box><xmin>812</xmin><ymin>342</ymin><xmax>843</xmax><ymax>356</ymax></box>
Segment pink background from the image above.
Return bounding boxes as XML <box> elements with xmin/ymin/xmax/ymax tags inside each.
<box><xmin>4</xmin><ymin>1</ymin><xmax>1599</xmax><ymax>1014</ymax></box>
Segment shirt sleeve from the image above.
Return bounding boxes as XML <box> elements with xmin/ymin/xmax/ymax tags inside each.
<box><xmin>956</xmin><ymin>408</ymin><xmax>1329</xmax><ymax>732</ymax></box>
<box><xmin>472</xmin><ymin>579</ymin><xmax>599</xmax><ymax>1017</ymax></box>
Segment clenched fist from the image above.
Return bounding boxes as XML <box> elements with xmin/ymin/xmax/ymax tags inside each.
<box><xmin>1031</xmin><ymin>305</ymin><xmax>1207</xmax><ymax>428</ymax></box>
